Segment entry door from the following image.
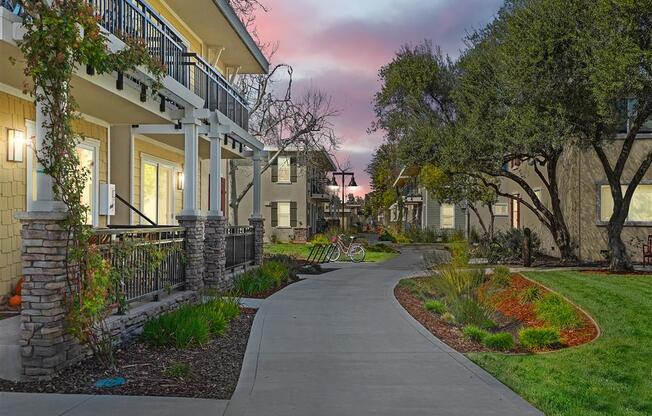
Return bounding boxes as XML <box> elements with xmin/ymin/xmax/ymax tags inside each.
<box><xmin>142</xmin><ymin>159</ymin><xmax>175</xmax><ymax>225</ymax></box>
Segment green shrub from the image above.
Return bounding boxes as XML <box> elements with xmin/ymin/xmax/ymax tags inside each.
<box><xmin>519</xmin><ymin>286</ymin><xmax>542</xmax><ymax>304</ymax></box>
<box><xmin>441</xmin><ymin>311</ymin><xmax>456</xmax><ymax>323</ymax></box>
<box><xmin>141</xmin><ymin>298</ymin><xmax>238</xmax><ymax>349</ymax></box>
<box><xmin>396</xmin><ymin>234</ymin><xmax>412</xmax><ymax>244</ymax></box>
<box><xmin>449</xmin><ymin>237</ymin><xmax>470</xmax><ymax>268</ymax></box>
<box><xmin>483</xmin><ymin>332</ymin><xmax>515</xmax><ymax>351</ymax></box>
<box><xmin>310</xmin><ymin>233</ymin><xmax>329</xmax><ymax>246</ymax></box>
<box><xmin>424</xmin><ymin>299</ymin><xmax>447</xmax><ymax>314</ymax></box>
<box><xmin>233</xmin><ymin>260</ymin><xmax>292</xmax><ymax>296</ymax></box>
<box><xmin>398</xmin><ymin>278</ymin><xmax>418</xmax><ymax>292</ymax></box>
<box><xmin>378</xmin><ymin>230</ymin><xmax>397</xmax><ymax>243</ymax></box>
<box><xmin>472</xmin><ymin>229</ymin><xmax>542</xmax><ymax>264</ymax></box>
<box><xmin>433</xmin><ymin>266</ymin><xmax>490</xmax><ymax>326</ymax></box>
<box><xmin>491</xmin><ymin>266</ymin><xmax>512</xmax><ymax>287</ymax></box>
<box><xmin>534</xmin><ymin>294</ymin><xmax>581</xmax><ymax>329</ymax></box>
<box><xmin>519</xmin><ymin>327</ymin><xmax>561</xmax><ymax>349</ymax></box>
<box><xmin>463</xmin><ymin>325</ymin><xmax>490</xmax><ymax>342</ymax></box>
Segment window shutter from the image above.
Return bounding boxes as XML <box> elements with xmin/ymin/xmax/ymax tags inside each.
<box><xmin>290</xmin><ymin>201</ymin><xmax>298</xmax><ymax>227</ymax></box>
<box><xmin>271</xmin><ymin>202</ymin><xmax>278</xmax><ymax>227</ymax></box>
<box><xmin>290</xmin><ymin>157</ymin><xmax>297</xmax><ymax>183</ymax></box>
<box><xmin>271</xmin><ymin>157</ymin><xmax>278</xmax><ymax>183</ymax></box>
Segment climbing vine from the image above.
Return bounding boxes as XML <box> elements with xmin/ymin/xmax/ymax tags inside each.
<box><xmin>13</xmin><ymin>0</ymin><xmax>166</xmax><ymax>367</ymax></box>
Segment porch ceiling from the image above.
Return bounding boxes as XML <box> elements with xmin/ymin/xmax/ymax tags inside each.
<box><xmin>144</xmin><ymin>133</ymin><xmax>244</xmax><ymax>159</ymax></box>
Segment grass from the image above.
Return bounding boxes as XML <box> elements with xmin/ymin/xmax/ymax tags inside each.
<box><xmin>463</xmin><ymin>325</ymin><xmax>489</xmax><ymax>342</ymax></box>
<box><xmin>264</xmin><ymin>243</ymin><xmax>397</xmax><ymax>262</ymax></box>
<box><xmin>469</xmin><ymin>271</ymin><xmax>652</xmax><ymax>416</ymax></box>
<box><xmin>519</xmin><ymin>327</ymin><xmax>560</xmax><ymax>349</ymax></box>
<box><xmin>534</xmin><ymin>293</ymin><xmax>582</xmax><ymax>329</ymax></box>
<box><xmin>483</xmin><ymin>332</ymin><xmax>514</xmax><ymax>351</ymax></box>
<box><xmin>424</xmin><ymin>299</ymin><xmax>446</xmax><ymax>314</ymax></box>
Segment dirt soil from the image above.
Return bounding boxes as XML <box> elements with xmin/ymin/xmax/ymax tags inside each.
<box><xmin>0</xmin><ymin>309</ymin><xmax>256</xmax><ymax>399</ymax></box>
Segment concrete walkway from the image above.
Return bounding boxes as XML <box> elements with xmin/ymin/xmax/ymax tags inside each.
<box><xmin>225</xmin><ymin>247</ymin><xmax>542</xmax><ymax>415</ymax></box>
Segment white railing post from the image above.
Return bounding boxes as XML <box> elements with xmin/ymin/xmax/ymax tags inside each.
<box><xmin>181</xmin><ymin>108</ymin><xmax>201</xmax><ymax>216</ymax></box>
<box><xmin>252</xmin><ymin>149</ymin><xmax>262</xmax><ymax>219</ymax></box>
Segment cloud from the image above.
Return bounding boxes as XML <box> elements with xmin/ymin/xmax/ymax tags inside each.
<box><xmin>254</xmin><ymin>0</ymin><xmax>503</xmax><ymax>195</ymax></box>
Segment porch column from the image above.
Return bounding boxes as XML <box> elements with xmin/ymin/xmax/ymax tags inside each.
<box><xmin>31</xmin><ymin>100</ymin><xmax>65</xmax><ymax>212</ymax></box>
<box><xmin>177</xmin><ymin>108</ymin><xmax>204</xmax><ymax>291</ymax></box>
<box><xmin>204</xmin><ymin>128</ymin><xmax>227</xmax><ymax>289</ymax></box>
<box><xmin>249</xmin><ymin>149</ymin><xmax>264</xmax><ymax>265</ymax></box>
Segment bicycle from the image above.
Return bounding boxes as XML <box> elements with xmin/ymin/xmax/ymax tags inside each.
<box><xmin>328</xmin><ymin>234</ymin><xmax>366</xmax><ymax>263</ymax></box>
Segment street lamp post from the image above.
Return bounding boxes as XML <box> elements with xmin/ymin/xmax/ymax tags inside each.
<box><xmin>328</xmin><ymin>171</ymin><xmax>358</xmax><ymax>229</ymax></box>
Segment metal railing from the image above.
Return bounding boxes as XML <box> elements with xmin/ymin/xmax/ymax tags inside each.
<box><xmin>310</xmin><ymin>178</ymin><xmax>329</xmax><ymax>195</ymax></box>
<box><xmin>225</xmin><ymin>226</ymin><xmax>255</xmax><ymax>270</ymax></box>
<box><xmin>90</xmin><ymin>0</ymin><xmax>188</xmax><ymax>86</ymax></box>
<box><xmin>91</xmin><ymin>227</ymin><xmax>186</xmax><ymax>310</ymax></box>
<box><xmin>185</xmin><ymin>53</ymin><xmax>249</xmax><ymax>130</ymax></box>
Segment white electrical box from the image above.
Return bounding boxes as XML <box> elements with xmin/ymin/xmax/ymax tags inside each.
<box><xmin>99</xmin><ymin>184</ymin><xmax>116</xmax><ymax>216</ymax></box>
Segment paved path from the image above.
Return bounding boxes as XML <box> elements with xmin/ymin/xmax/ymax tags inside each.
<box><xmin>225</xmin><ymin>248</ymin><xmax>542</xmax><ymax>416</ymax></box>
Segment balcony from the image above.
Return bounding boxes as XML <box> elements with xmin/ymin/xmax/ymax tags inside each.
<box><xmin>310</xmin><ymin>178</ymin><xmax>331</xmax><ymax>201</ymax></box>
<box><xmin>4</xmin><ymin>0</ymin><xmax>251</xmax><ymax>129</ymax></box>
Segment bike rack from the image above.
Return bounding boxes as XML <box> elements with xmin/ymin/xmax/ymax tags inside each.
<box><xmin>306</xmin><ymin>244</ymin><xmax>336</xmax><ymax>264</ymax></box>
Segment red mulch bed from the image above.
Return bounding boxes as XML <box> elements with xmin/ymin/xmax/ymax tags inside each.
<box><xmin>486</xmin><ymin>275</ymin><xmax>598</xmax><ymax>349</ymax></box>
<box><xmin>395</xmin><ymin>274</ymin><xmax>599</xmax><ymax>354</ymax></box>
<box><xmin>394</xmin><ymin>286</ymin><xmax>487</xmax><ymax>353</ymax></box>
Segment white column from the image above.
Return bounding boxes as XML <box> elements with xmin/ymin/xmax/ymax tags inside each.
<box><xmin>31</xmin><ymin>99</ymin><xmax>65</xmax><ymax>212</ymax></box>
<box><xmin>181</xmin><ymin>110</ymin><xmax>201</xmax><ymax>216</ymax></box>
<box><xmin>252</xmin><ymin>149</ymin><xmax>262</xmax><ymax>219</ymax></box>
<box><xmin>208</xmin><ymin>134</ymin><xmax>223</xmax><ymax>217</ymax></box>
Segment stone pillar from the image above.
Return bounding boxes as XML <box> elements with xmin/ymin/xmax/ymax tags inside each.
<box><xmin>204</xmin><ymin>215</ymin><xmax>227</xmax><ymax>289</ymax></box>
<box><xmin>249</xmin><ymin>217</ymin><xmax>264</xmax><ymax>265</ymax></box>
<box><xmin>16</xmin><ymin>212</ymin><xmax>76</xmax><ymax>380</ymax></box>
<box><xmin>176</xmin><ymin>215</ymin><xmax>205</xmax><ymax>292</ymax></box>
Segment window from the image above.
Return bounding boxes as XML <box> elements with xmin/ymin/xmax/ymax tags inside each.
<box><xmin>277</xmin><ymin>156</ymin><xmax>291</xmax><ymax>183</ymax></box>
<box><xmin>141</xmin><ymin>157</ymin><xmax>176</xmax><ymax>225</ymax></box>
<box><xmin>511</xmin><ymin>196</ymin><xmax>520</xmax><ymax>229</ymax></box>
<box><xmin>493</xmin><ymin>203</ymin><xmax>509</xmax><ymax>216</ymax></box>
<box><xmin>76</xmin><ymin>142</ymin><xmax>99</xmax><ymax>226</ymax></box>
<box><xmin>277</xmin><ymin>202</ymin><xmax>291</xmax><ymax>227</ymax></box>
<box><xmin>440</xmin><ymin>204</ymin><xmax>455</xmax><ymax>229</ymax></box>
<box><xmin>619</xmin><ymin>99</ymin><xmax>652</xmax><ymax>135</ymax></box>
<box><xmin>599</xmin><ymin>184</ymin><xmax>652</xmax><ymax>223</ymax></box>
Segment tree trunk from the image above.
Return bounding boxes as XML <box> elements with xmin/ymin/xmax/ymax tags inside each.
<box><xmin>608</xmin><ymin>223</ymin><xmax>633</xmax><ymax>271</ymax></box>
<box><xmin>468</xmin><ymin>203</ymin><xmax>487</xmax><ymax>235</ymax></box>
<box><xmin>487</xmin><ymin>205</ymin><xmax>495</xmax><ymax>239</ymax></box>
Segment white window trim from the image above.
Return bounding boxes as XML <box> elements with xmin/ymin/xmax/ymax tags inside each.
<box><xmin>140</xmin><ymin>154</ymin><xmax>180</xmax><ymax>226</ymax></box>
<box><xmin>25</xmin><ymin>126</ymin><xmax>100</xmax><ymax>227</ymax></box>
<box><xmin>276</xmin><ymin>201</ymin><xmax>292</xmax><ymax>228</ymax></box>
<box><xmin>493</xmin><ymin>202</ymin><xmax>509</xmax><ymax>217</ymax></box>
<box><xmin>277</xmin><ymin>155</ymin><xmax>292</xmax><ymax>184</ymax></box>
<box><xmin>597</xmin><ymin>182</ymin><xmax>652</xmax><ymax>226</ymax></box>
<box><xmin>440</xmin><ymin>203</ymin><xmax>456</xmax><ymax>229</ymax></box>
<box><xmin>78</xmin><ymin>139</ymin><xmax>101</xmax><ymax>227</ymax></box>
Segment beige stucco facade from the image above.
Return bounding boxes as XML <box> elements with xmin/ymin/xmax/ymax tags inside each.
<box><xmin>470</xmin><ymin>139</ymin><xmax>652</xmax><ymax>262</ymax></box>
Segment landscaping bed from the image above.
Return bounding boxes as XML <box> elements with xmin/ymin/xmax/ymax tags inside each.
<box><xmin>395</xmin><ymin>268</ymin><xmax>598</xmax><ymax>354</ymax></box>
<box><xmin>0</xmin><ymin>306</ymin><xmax>255</xmax><ymax>399</ymax></box>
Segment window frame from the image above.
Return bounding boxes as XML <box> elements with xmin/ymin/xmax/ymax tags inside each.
<box><xmin>596</xmin><ymin>181</ymin><xmax>652</xmax><ymax>226</ymax></box>
<box><xmin>277</xmin><ymin>201</ymin><xmax>291</xmax><ymax>228</ymax></box>
<box><xmin>76</xmin><ymin>139</ymin><xmax>101</xmax><ymax>227</ymax></box>
<box><xmin>276</xmin><ymin>155</ymin><xmax>292</xmax><ymax>184</ymax></box>
<box><xmin>493</xmin><ymin>202</ymin><xmax>509</xmax><ymax>217</ymax></box>
<box><xmin>440</xmin><ymin>203</ymin><xmax>456</xmax><ymax>230</ymax></box>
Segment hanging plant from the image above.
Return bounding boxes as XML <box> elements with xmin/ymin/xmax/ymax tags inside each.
<box><xmin>12</xmin><ymin>0</ymin><xmax>166</xmax><ymax>368</ymax></box>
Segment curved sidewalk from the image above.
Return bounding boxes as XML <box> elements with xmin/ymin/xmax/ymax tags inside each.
<box><xmin>225</xmin><ymin>248</ymin><xmax>542</xmax><ymax>416</ymax></box>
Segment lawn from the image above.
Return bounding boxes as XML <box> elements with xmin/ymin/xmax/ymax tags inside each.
<box><xmin>469</xmin><ymin>271</ymin><xmax>652</xmax><ymax>416</ymax></box>
<box><xmin>264</xmin><ymin>243</ymin><xmax>397</xmax><ymax>263</ymax></box>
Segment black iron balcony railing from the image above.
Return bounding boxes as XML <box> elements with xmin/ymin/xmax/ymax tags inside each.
<box><xmin>185</xmin><ymin>53</ymin><xmax>249</xmax><ymax>130</ymax></box>
<box><xmin>91</xmin><ymin>0</ymin><xmax>188</xmax><ymax>86</ymax></box>
<box><xmin>1</xmin><ymin>0</ymin><xmax>251</xmax><ymax>129</ymax></box>
<box><xmin>225</xmin><ymin>226</ymin><xmax>255</xmax><ymax>271</ymax></box>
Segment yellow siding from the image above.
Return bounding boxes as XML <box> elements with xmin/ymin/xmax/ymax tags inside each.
<box><xmin>0</xmin><ymin>90</ymin><xmax>109</xmax><ymax>298</ymax></box>
<box><xmin>147</xmin><ymin>0</ymin><xmax>203</xmax><ymax>57</ymax></box>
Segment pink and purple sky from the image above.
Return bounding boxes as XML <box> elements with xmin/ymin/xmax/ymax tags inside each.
<box><xmin>254</xmin><ymin>0</ymin><xmax>503</xmax><ymax>196</ymax></box>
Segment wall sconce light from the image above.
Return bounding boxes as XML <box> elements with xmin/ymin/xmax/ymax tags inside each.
<box><xmin>7</xmin><ymin>128</ymin><xmax>24</xmax><ymax>162</ymax></box>
<box><xmin>177</xmin><ymin>171</ymin><xmax>184</xmax><ymax>190</ymax></box>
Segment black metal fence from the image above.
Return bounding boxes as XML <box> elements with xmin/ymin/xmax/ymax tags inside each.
<box><xmin>225</xmin><ymin>226</ymin><xmax>255</xmax><ymax>271</ymax></box>
<box><xmin>91</xmin><ymin>227</ymin><xmax>186</xmax><ymax>308</ymax></box>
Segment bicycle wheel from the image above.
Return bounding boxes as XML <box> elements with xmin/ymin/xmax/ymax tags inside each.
<box><xmin>329</xmin><ymin>244</ymin><xmax>341</xmax><ymax>262</ymax></box>
<box><xmin>348</xmin><ymin>244</ymin><xmax>366</xmax><ymax>263</ymax></box>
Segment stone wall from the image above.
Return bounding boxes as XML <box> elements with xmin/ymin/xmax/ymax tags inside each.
<box><xmin>205</xmin><ymin>215</ymin><xmax>227</xmax><ymax>290</ymax></box>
